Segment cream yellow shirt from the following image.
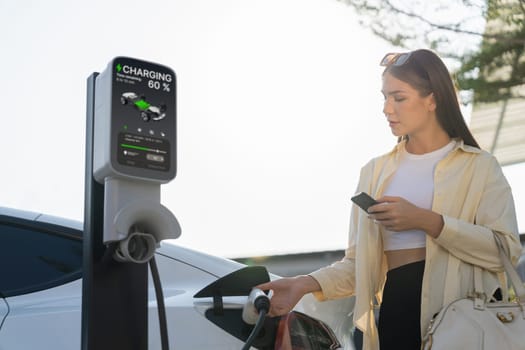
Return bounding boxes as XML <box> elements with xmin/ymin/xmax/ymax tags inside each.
<box><xmin>309</xmin><ymin>139</ymin><xmax>522</xmax><ymax>350</ymax></box>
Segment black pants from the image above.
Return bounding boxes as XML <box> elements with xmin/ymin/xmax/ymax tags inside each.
<box><xmin>378</xmin><ymin>260</ymin><xmax>425</xmax><ymax>350</ymax></box>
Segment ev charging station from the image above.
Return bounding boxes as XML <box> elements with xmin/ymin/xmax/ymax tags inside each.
<box><xmin>82</xmin><ymin>57</ymin><xmax>179</xmax><ymax>350</ymax></box>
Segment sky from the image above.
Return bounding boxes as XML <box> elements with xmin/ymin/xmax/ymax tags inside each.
<box><xmin>1</xmin><ymin>0</ymin><xmax>524</xmax><ymax>258</ymax></box>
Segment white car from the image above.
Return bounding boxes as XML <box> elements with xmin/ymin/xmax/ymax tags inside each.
<box><xmin>0</xmin><ymin>207</ymin><xmax>353</xmax><ymax>349</ymax></box>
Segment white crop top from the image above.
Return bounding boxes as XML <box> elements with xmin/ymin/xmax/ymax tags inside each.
<box><xmin>382</xmin><ymin>141</ymin><xmax>455</xmax><ymax>251</ymax></box>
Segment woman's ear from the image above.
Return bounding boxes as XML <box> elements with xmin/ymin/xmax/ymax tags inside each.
<box><xmin>428</xmin><ymin>93</ymin><xmax>437</xmax><ymax>111</ymax></box>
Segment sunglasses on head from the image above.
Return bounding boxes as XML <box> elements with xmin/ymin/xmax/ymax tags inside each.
<box><xmin>380</xmin><ymin>52</ymin><xmax>412</xmax><ymax>67</ymax></box>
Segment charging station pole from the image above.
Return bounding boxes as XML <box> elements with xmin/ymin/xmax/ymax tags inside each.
<box><xmin>82</xmin><ymin>58</ymin><xmax>179</xmax><ymax>350</ymax></box>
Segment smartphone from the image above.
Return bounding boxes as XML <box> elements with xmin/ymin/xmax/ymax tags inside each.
<box><xmin>351</xmin><ymin>192</ymin><xmax>379</xmax><ymax>212</ymax></box>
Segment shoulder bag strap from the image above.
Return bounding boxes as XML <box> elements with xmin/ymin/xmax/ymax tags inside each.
<box><xmin>492</xmin><ymin>233</ymin><xmax>525</xmax><ymax>302</ymax></box>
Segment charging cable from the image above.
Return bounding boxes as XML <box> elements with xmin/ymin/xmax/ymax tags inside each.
<box><xmin>241</xmin><ymin>288</ymin><xmax>271</xmax><ymax>350</ymax></box>
<box><xmin>150</xmin><ymin>255</ymin><xmax>170</xmax><ymax>350</ymax></box>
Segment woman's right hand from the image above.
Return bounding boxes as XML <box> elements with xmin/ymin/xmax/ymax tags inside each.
<box><xmin>256</xmin><ymin>275</ymin><xmax>321</xmax><ymax>317</ymax></box>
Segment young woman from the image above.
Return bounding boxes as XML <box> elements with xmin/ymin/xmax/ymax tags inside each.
<box><xmin>257</xmin><ymin>49</ymin><xmax>521</xmax><ymax>350</ymax></box>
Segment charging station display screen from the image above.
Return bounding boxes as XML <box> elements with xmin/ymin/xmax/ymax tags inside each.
<box><xmin>110</xmin><ymin>57</ymin><xmax>176</xmax><ymax>180</ymax></box>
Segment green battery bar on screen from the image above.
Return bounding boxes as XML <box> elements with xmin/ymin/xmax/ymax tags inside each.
<box><xmin>121</xmin><ymin>143</ymin><xmax>151</xmax><ymax>152</ymax></box>
<box><xmin>134</xmin><ymin>99</ymin><xmax>150</xmax><ymax>110</ymax></box>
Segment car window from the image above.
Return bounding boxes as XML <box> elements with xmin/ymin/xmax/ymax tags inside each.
<box><xmin>0</xmin><ymin>219</ymin><xmax>82</xmax><ymax>297</ymax></box>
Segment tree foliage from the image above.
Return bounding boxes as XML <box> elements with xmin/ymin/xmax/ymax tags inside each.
<box><xmin>339</xmin><ymin>0</ymin><xmax>525</xmax><ymax>103</ymax></box>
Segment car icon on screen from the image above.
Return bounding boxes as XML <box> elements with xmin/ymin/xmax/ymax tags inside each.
<box><xmin>121</xmin><ymin>92</ymin><xmax>166</xmax><ymax>122</ymax></box>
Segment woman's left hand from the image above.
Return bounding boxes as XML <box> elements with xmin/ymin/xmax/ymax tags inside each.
<box><xmin>368</xmin><ymin>196</ymin><xmax>443</xmax><ymax>237</ymax></box>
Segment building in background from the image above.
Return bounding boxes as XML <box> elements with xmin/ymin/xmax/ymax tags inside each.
<box><xmin>468</xmin><ymin>0</ymin><xmax>525</xmax><ymax>166</ymax></box>
<box><xmin>470</xmin><ymin>96</ymin><xmax>525</xmax><ymax>166</ymax></box>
